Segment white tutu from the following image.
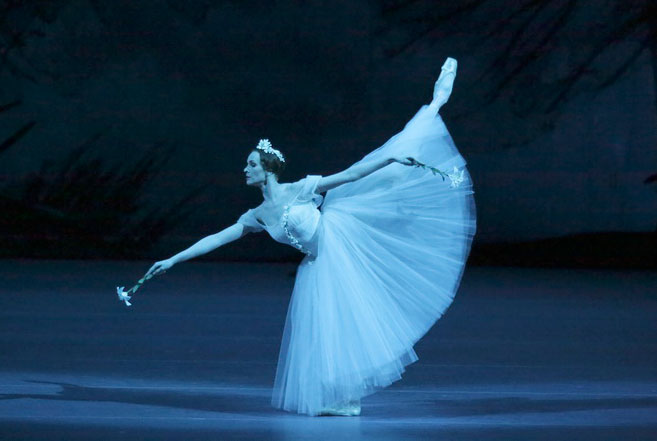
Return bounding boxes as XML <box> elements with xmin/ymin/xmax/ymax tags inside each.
<box><xmin>244</xmin><ymin>103</ymin><xmax>478</xmax><ymax>415</ymax></box>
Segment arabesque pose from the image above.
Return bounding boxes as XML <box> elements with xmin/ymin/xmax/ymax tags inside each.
<box><xmin>143</xmin><ymin>57</ymin><xmax>476</xmax><ymax>416</ymax></box>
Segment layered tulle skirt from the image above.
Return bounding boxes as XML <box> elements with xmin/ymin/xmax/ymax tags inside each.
<box><xmin>271</xmin><ymin>104</ymin><xmax>477</xmax><ymax>415</ymax></box>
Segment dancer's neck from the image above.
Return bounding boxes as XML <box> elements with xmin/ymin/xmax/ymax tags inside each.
<box><xmin>261</xmin><ymin>178</ymin><xmax>285</xmax><ymax>204</ymax></box>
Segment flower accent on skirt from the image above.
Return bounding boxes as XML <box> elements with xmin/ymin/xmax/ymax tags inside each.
<box><xmin>447</xmin><ymin>166</ymin><xmax>465</xmax><ymax>188</ymax></box>
<box><xmin>406</xmin><ymin>158</ymin><xmax>465</xmax><ymax>189</ymax></box>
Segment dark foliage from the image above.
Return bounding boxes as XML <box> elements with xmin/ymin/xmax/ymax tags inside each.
<box><xmin>0</xmin><ymin>102</ymin><xmax>207</xmax><ymax>259</ymax></box>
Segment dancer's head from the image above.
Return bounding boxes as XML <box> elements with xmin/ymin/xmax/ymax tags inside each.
<box><xmin>244</xmin><ymin>140</ymin><xmax>285</xmax><ymax>187</ymax></box>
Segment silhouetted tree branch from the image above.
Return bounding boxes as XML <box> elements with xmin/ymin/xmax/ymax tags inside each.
<box><xmin>0</xmin><ymin>120</ymin><xmax>35</xmax><ymax>154</ymax></box>
<box><xmin>0</xmin><ymin>101</ymin><xmax>208</xmax><ymax>258</ymax></box>
<box><xmin>0</xmin><ymin>0</ymin><xmax>72</xmax><ymax>81</ymax></box>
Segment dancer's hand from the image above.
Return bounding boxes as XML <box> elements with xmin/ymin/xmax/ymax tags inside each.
<box><xmin>390</xmin><ymin>156</ymin><xmax>418</xmax><ymax>167</ymax></box>
<box><xmin>146</xmin><ymin>259</ymin><xmax>174</xmax><ymax>278</ymax></box>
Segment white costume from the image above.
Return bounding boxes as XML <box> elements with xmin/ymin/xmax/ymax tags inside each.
<box><xmin>238</xmin><ymin>58</ymin><xmax>476</xmax><ymax>415</ymax></box>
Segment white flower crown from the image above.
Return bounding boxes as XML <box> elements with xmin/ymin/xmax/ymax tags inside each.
<box><xmin>256</xmin><ymin>139</ymin><xmax>285</xmax><ymax>163</ymax></box>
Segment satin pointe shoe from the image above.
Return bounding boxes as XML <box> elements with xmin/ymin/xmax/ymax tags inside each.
<box><xmin>429</xmin><ymin>57</ymin><xmax>458</xmax><ymax>113</ymax></box>
<box><xmin>319</xmin><ymin>399</ymin><xmax>361</xmax><ymax>416</ymax></box>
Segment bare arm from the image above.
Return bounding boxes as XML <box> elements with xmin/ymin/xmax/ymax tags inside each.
<box><xmin>171</xmin><ymin>223</ymin><xmax>245</xmax><ymax>264</ymax></box>
<box><xmin>316</xmin><ymin>156</ymin><xmax>415</xmax><ymax>193</ymax></box>
<box><xmin>146</xmin><ymin>223</ymin><xmax>246</xmax><ymax>277</ymax></box>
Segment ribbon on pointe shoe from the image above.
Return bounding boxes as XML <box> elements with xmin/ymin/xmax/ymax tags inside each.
<box><xmin>441</xmin><ymin>56</ymin><xmax>457</xmax><ymax>75</ymax></box>
<box><xmin>429</xmin><ymin>57</ymin><xmax>458</xmax><ymax>113</ymax></box>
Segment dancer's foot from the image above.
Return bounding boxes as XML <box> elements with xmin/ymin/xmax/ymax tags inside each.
<box><xmin>319</xmin><ymin>399</ymin><xmax>361</xmax><ymax>416</ymax></box>
<box><xmin>429</xmin><ymin>57</ymin><xmax>457</xmax><ymax>113</ymax></box>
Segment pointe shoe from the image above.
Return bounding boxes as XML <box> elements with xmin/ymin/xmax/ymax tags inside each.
<box><xmin>319</xmin><ymin>399</ymin><xmax>361</xmax><ymax>416</ymax></box>
<box><xmin>429</xmin><ymin>57</ymin><xmax>458</xmax><ymax>113</ymax></box>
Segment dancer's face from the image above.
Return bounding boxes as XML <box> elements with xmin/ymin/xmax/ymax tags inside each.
<box><xmin>244</xmin><ymin>151</ymin><xmax>266</xmax><ymax>186</ymax></box>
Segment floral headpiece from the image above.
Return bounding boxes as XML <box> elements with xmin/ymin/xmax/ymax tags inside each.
<box><xmin>256</xmin><ymin>139</ymin><xmax>285</xmax><ymax>163</ymax></box>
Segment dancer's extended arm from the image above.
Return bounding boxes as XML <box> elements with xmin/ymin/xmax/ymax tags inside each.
<box><xmin>146</xmin><ymin>223</ymin><xmax>246</xmax><ymax>277</ymax></box>
<box><xmin>316</xmin><ymin>156</ymin><xmax>415</xmax><ymax>193</ymax></box>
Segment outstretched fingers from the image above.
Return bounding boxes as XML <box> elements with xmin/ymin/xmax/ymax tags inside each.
<box><xmin>146</xmin><ymin>263</ymin><xmax>160</xmax><ymax>278</ymax></box>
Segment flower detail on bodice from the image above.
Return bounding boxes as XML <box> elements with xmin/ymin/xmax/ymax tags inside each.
<box><xmin>281</xmin><ymin>204</ymin><xmax>314</xmax><ymax>263</ymax></box>
<box><xmin>237</xmin><ymin>175</ymin><xmax>323</xmax><ymax>262</ymax></box>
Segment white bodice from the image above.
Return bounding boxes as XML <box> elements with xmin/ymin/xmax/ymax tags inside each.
<box><xmin>237</xmin><ymin>174</ymin><xmax>324</xmax><ymax>260</ymax></box>
<box><xmin>268</xmin><ymin>201</ymin><xmax>321</xmax><ymax>257</ymax></box>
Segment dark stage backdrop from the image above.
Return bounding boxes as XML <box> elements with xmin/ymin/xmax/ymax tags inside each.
<box><xmin>0</xmin><ymin>0</ymin><xmax>655</xmax><ymax>265</ymax></box>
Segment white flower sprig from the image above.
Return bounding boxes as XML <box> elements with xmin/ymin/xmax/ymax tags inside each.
<box><xmin>446</xmin><ymin>166</ymin><xmax>465</xmax><ymax>188</ymax></box>
<box><xmin>256</xmin><ymin>139</ymin><xmax>285</xmax><ymax>162</ymax></box>
<box><xmin>116</xmin><ymin>272</ymin><xmax>154</xmax><ymax>307</ymax></box>
<box><xmin>406</xmin><ymin>157</ymin><xmax>465</xmax><ymax>188</ymax></box>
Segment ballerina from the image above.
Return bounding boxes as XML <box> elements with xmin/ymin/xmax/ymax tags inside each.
<box><xmin>145</xmin><ymin>57</ymin><xmax>476</xmax><ymax>416</ymax></box>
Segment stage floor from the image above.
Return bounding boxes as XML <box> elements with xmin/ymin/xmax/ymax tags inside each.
<box><xmin>0</xmin><ymin>260</ymin><xmax>655</xmax><ymax>440</ymax></box>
